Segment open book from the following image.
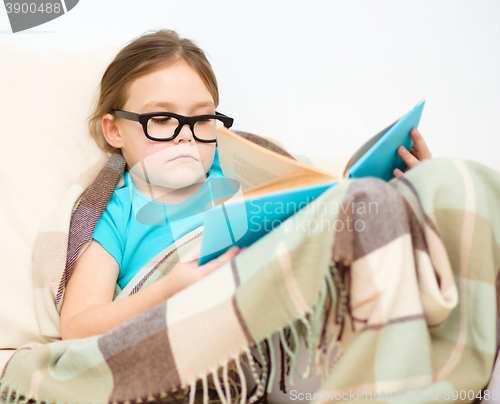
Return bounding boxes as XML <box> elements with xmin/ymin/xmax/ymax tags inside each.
<box><xmin>198</xmin><ymin>100</ymin><xmax>425</xmax><ymax>264</ymax></box>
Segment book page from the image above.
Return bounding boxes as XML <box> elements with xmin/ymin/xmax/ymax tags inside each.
<box><xmin>217</xmin><ymin>127</ymin><xmax>337</xmax><ymax>191</ymax></box>
<box><xmin>230</xmin><ymin>153</ymin><xmax>279</xmax><ymax>190</ymax></box>
<box><xmin>240</xmin><ymin>170</ymin><xmax>336</xmax><ymax>199</ymax></box>
<box><xmin>213</xmin><ymin>169</ymin><xmax>337</xmax><ymax>205</ymax></box>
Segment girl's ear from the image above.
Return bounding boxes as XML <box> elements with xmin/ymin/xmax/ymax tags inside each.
<box><xmin>101</xmin><ymin>113</ymin><xmax>124</xmax><ymax>148</ymax></box>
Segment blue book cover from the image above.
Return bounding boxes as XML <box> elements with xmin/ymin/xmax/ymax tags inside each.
<box><xmin>198</xmin><ymin>100</ymin><xmax>425</xmax><ymax>265</ymax></box>
<box><xmin>198</xmin><ymin>180</ymin><xmax>337</xmax><ymax>264</ymax></box>
<box><xmin>345</xmin><ymin>99</ymin><xmax>425</xmax><ymax>181</ymax></box>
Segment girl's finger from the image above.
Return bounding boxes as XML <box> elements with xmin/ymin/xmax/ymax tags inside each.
<box><xmin>393</xmin><ymin>168</ymin><xmax>404</xmax><ymax>177</ymax></box>
<box><xmin>201</xmin><ymin>246</ymin><xmax>240</xmax><ymax>272</ymax></box>
<box><xmin>397</xmin><ymin>145</ymin><xmax>420</xmax><ymax>169</ymax></box>
<box><xmin>410</xmin><ymin>128</ymin><xmax>432</xmax><ymax>160</ymax></box>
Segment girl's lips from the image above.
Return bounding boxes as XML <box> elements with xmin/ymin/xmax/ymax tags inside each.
<box><xmin>169</xmin><ymin>156</ymin><xmax>197</xmax><ymax>162</ymax></box>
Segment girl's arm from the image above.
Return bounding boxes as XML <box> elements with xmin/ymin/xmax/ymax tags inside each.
<box><xmin>60</xmin><ymin>239</ymin><xmax>241</xmax><ymax>340</ymax></box>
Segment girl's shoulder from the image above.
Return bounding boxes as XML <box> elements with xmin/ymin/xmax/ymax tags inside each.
<box><xmin>92</xmin><ymin>172</ymin><xmax>133</xmax><ymax>245</ymax></box>
<box><xmin>101</xmin><ymin>171</ymin><xmax>133</xmax><ymax>218</ymax></box>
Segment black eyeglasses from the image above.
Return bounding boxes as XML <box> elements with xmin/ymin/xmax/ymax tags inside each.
<box><xmin>110</xmin><ymin>110</ymin><xmax>234</xmax><ymax>143</ymax></box>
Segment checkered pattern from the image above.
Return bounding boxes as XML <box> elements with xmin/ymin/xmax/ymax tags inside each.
<box><xmin>1</xmin><ymin>156</ymin><xmax>499</xmax><ymax>404</ymax></box>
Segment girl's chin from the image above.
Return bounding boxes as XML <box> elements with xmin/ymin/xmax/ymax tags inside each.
<box><xmin>149</xmin><ymin>172</ymin><xmax>207</xmax><ymax>190</ymax></box>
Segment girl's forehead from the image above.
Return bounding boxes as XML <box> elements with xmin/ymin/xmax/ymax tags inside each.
<box><xmin>124</xmin><ymin>61</ymin><xmax>214</xmax><ymax>111</ymax></box>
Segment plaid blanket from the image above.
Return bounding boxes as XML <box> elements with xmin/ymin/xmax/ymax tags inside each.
<box><xmin>1</xmin><ymin>155</ymin><xmax>499</xmax><ymax>404</ymax></box>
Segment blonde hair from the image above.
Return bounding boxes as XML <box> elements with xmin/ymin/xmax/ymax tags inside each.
<box><xmin>88</xmin><ymin>30</ymin><xmax>219</xmax><ymax>154</ymax></box>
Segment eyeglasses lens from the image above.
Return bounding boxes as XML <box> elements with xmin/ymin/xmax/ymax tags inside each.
<box><xmin>147</xmin><ymin>116</ymin><xmax>221</xmax><ymax>141</ymax></box>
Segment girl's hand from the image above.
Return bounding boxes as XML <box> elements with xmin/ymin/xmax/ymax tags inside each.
<box><xmin>161</xmin><ymin>245</ymin><xmax>246</xmax><ymax>296</ymax></box>
<box><xmin>60</xmin><ymin>242</ymin><xmax>247</xmax><ymax>340</ymax></box>
<box><xmin>393</xmin><ymin>128</ymin><xmax>432</xmax><ymax>177</ymax></box>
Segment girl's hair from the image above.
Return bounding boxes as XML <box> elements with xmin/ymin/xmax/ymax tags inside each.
<box><xmin>88</xmin><ymin>29</ymin><xmax>219</xmax><ymax>154</ymax></box>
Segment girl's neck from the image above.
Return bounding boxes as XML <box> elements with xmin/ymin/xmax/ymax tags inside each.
<box><xmin>128</xmin><ymin>170</ymin><xmax>209</xmax><ymax>205</ymax></box>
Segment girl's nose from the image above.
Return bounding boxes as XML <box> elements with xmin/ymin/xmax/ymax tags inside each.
<box><xmin>174</xmin><ymin>123</ymin><xmax>195</xmax><ymax>143</ymax></box>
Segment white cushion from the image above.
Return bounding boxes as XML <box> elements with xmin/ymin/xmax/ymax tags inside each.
<box><xmin>0</xmin><ymin>43</ymin><xmax>113</xmax><ymax>352</ymax></box>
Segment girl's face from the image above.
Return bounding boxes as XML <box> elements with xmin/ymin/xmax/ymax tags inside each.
<box><xmin>103</xmin><ymin>59</ymin><xmax>217</xmax><ymax>191</ymax></box>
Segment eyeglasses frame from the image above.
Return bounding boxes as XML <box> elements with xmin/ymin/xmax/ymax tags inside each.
<box><xmin>109</xmin><ymin>110</ymin><xmax>234</xmax><ymax>143</ymax></box>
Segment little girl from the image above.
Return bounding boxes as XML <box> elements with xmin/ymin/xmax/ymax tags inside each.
<box><xmin>59</xmin><ymin>29</ymin><xmax>432</xmax><ymax>341</ymax></box>
<box><xmin>59</xmin><ymin>30</ymin><xmax>245</xmax><ymax>340</ymax></box>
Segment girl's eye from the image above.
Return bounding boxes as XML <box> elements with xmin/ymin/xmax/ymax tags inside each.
<box><xmin>151</xmin><ymin>116</ymin><xmax>172</xmax><ymax>124</ymax></box>
<box><xmin>196</xmin><ymin>119</ymin><xmax>211</xmax><ymax>125</ymax></box>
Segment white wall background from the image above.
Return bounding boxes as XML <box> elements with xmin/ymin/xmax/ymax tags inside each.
<box><xmin>1</xmin><ymin>0</ymin><xmax>499</xmax><ymax>171</ymax></box>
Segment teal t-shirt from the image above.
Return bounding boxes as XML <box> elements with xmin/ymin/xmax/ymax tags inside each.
<box><xmin>92</xmin><ymin>148</ymin><xmax>228</xmax><ymax>289</ymax></box>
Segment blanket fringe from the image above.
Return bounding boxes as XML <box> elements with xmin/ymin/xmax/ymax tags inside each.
<box><xmin>6</xmin><ymin>385</ymin><xmax>14</xmax><ymax>404</ymax></box>
<box><xmin>245</xmin><ymin>349</ymin><xmax>263</xmax><ymax>404</ymax></box>
<box><xmin>278</xmin><ymin>327</ymin><xmax>295</xmax><ymax>387</ymax></box>
<box><xmin>234</xmin><ymin>356</ymin><xmax>246</xmax><ymax>404</ymax></box>
<box><xmin>300</xmin><ymin>315</ymin><xmax>315</xmax><ymax>379</ymax></box>
<box><xmin>13</xmin><ymin>390</ymin><xmax>21</xmax><ymax>404</ymax></box>
<box><xmin>253</xmin><ymin>342</ymin><xmax>268</xmax><ymax>402</ymax></box>
<box><xmin>330</xmin><ymin>260</ymin><xmax>368</xmax><ymax>342</ymax></box>
<box><xmin>267</xmin><ymin>257</ymin><xmax>363</xmax><ymax>396</ymax></box>
<box><xmin>222</xmin><ymin>362</ymin><xmax>231</xmax><ymax>404</ymax></box>
<box><xmin>288</xmin><ymin>319</ymin><xmax>301</xmax><ymax>377</ymax></box>
<box><xmin>188</xmin><ymin>381</ymin><xmax>196</xmax><ymax>404</ymax></box>
<box><xmin>212</xmin><ymin>369</ymin><xmax>227</xmax><ymax>404</ymax></box>
<box><xmin>265</xmin><ymin>336</ymin><xmax>275</xmax><ymax>394</ymax></box>
<box><xmin>320</xmin><ymin>269</ymin><xmax>336</xmax><ymax>348</ymax></box>
<box><xmin>239</xmin><ymin>259</ymin><xmax>348</xmax><ymax>403</ymax></box>
<box><xmin>0</xmin><ymin>382</ymin><xmax>7</xmax><ymax>402</ymax></box>
<box><xmin>202</xmin><ymin>374</ymin><xmax>209</xmax><ymax>404</ymax></box>
<box><xmin>312</xmin><ymin>280</ymin><xmax>328</xmax><ymax>346</ymax></box>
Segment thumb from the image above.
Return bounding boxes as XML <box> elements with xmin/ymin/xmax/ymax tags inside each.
<box><xmin>201</xmin><ymin>246</ymin><xmax>240</xmax><ymax>273</ymax></box>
